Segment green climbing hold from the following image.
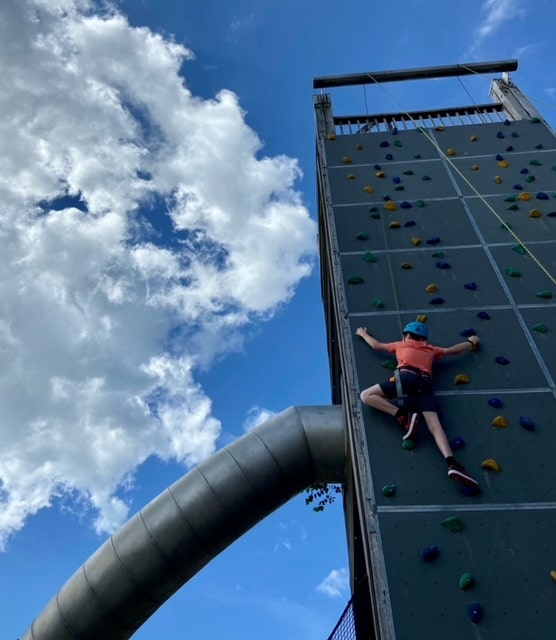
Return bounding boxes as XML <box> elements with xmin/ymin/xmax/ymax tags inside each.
<box><xmin>401</xmin><ymin>439</ymin><xmax>415</xmax><ymax>450</ymax></box>
<box><xmin>369</xmin><ymin>205</ymin><xmax>378</xmax><ymax>212</ymax></box>
<box><xmin>431</xmin><ymin>251</ymin><xmax>444</xmax><ymax>259</ymax></box>
<box><xmin>506</xmin><ymin>267</ymin><xmax>521</xmax><ymax>277</ymax></box>
<box><xmin>500</xmin><ymin>222</ymin><xmax>512</xmax><ymax>230</ymax></box>
<box><xmin>504</xmin><ymin>195</ymin><xmax>516</xmax><ymax>202</ymax></box>
<box><xmin>413</xmin><ymin>153</ymin><xmax>422</xmax><ymax>159</ymax></box>
<box><xmin>459</xmin><ymin>573</ymin><xmax>475</xmax><ymax>591</ymax></box>
<box><xmin>534</xmin><ymin>143</ymin><xmax>544</xmax><ymax>149</ymax></box>
<box><xmin>442</xmin><ymin>516</ymin><xmax>465</xmax><ymax>533</ymax></box>
<box><xmin>382</xmin><ymin>484</ymin><xmax>397</xmax><ymax>497</ymax></box>
<box><xmin>372</xmin><ymin>298</ymin><xmax>384</xmax><ymax>308</ymax></box>
<box><xmin>348</xmin><ymin>276</ymin><xmax>364</xmax><ymax>284</ymax></box>
<box><xmin>506</xmin><ymin>203</ymin><xmax>519</xmax><ymax>211</ymax></box>
<box><xmin>421</xmin><ymin>175</ymin><xmax>431</xmax><ymax>181</ymax></box>
<box><xmin>512</xmin><ymin>244</ymin><xmax>527</xmax><ymax>255</ymax></box>
<box><xmin>532</xmin><ymin>323</ymin><xmax>548</xmax><ymax>333</ymax></box>
<box><xmin>536</xmin><ymin>290</ymin><xmax>552</xmax><ymax>299</ymax></box>
<box><xmin>529</xmin><ymin>116</ymin><xmax>541</xmax><ymax>123</ymax></box>
<box><xmin>415</xmin><ymin>200</ymin><xmax>425</xmax><ymax>208</ymax></box>
<box><xmin>394</xmin><ymin>185</ymin><xmax>404</xmax><ymax>191</ymax></box>
<box><xmin>403</xmin><ymin>170</ymin><xmax>414</xmax><ymax>175</ymax></box>
<box><xmin>370</xmin><ymin>211</ymin><xmax>381</xmax><ymax>219</ymax></box>
<box><xmin>530</xmin><ymin>159</ymin><xmax>542</xmax><ymax>166</ymax></box>
<box><xmin>355</xmin><ymin>232</ymin><xmax>369</xmax><ymax>240</ymax></box>
<box><xmin>362</xmin><ymin>251</ymin><xmax>376</xmax><ymax>263</ymax></box>
<box><xmin>382</xmin><ymin>359</ymin><xmax>397</xmax><ymax>370</ymax></box>
<box><xmin>394</xmin><ymin>139</ymin><xmax>402</xmax><ymax>147</ymax></box>
<box><xmin>525</xmin><ymin>175</ymin><xmax>535</xmax><ymax>183</ymax></box>
<box><xmin>511</xmin><ymin>131</ymin><xmax>520</xmax><ymax>137</ymax></box>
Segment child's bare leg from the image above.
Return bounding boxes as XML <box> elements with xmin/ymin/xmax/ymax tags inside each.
<box><xmin>360</xmin><ymin>384</ymin><xmax>398</xmax><ymax>416</ymax></box>
<box><xmin>421</xmin><ymin>411</ymin><xmax>453</xmax><ymax>458</ymax></box>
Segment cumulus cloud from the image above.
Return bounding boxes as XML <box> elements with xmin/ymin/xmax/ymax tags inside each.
<box><xmin>243</xmin><ymin>406</ymin><xmax>277</xmax><ymax>432</ymax></box>
<box><xmin>466</xmin><ymin>0</ymin><xmax>527</xmax><ymax>56</ymax></box>
<box><xmin>0</xmin><ymin>0</ymin><xmax>315</xmax><ymax>547</ymax></box>
<box><xmin>316</xmin><ymin>568</ymin><xmax>349</xmax><ymax>598</ymax></box>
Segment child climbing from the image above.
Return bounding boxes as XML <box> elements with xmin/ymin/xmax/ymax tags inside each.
<box><xmin>356</xmin><ymin>321</ymin><xmax>480</xmax><ymax>489</ymax></box>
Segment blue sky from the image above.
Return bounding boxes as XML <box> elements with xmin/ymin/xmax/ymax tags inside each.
<box><xmin>1</xmin><ymin>1</ymin><xmax>556</xmax><ymax>638</ymax></box>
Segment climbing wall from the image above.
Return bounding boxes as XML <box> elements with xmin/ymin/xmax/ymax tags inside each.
<box><xmin>323</xmin><ymin>119</ymin><xmax>556</xmax><ymax>638</ymax></box>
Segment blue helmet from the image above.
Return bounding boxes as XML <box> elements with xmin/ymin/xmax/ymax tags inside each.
<box><xmin>403</xmin><ymin>321</ymin><xmax>429</xmax><ymax>339</ymax></box>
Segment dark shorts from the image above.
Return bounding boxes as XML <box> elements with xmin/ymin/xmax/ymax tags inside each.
<box><xmin>380</xmin><ymin>370</ymin><xmax>439</xmax><ymax>413</ymax></box>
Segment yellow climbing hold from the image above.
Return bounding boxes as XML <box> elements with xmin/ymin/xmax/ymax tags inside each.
<box><xmin>326</xmin><ymin>133</ymin><xmax>336</xmax><ymax>140</ymax></box>
<box><xmin>435</xmin><ymin>125</ymin><xmax>445</xmax><ymax>131</ymax></box>
<box><xmin>454</xmin><ymin>373</ymin><xmax>470</xmax><ymax>385</ymax></box>
<box><xmin>447</xmin><ymin>148</ymin><xmax>457</xmax><ymax>156</ymax></box>
<box><xmin>494</xmin><ymin>176</ymin><xmax>502</xmax><ymax>184</ymax></box>
<box><xmin>384</xmin><ymin>200</ymin><xmax>397</xmax><ymax>211</ymax></box>
<box><xmin>498</xmin><ymin>160</ymin><xmax>509</xmax><ymax>168</ymax></box>
<box><xmin>550</xmin><ymin>571</ymin><xmax>556</xmax><ymax>583</ymax></box>
<box><xmin>529</xmin><ymin>208</ymin><xmax>542</xmax><ymax>218</ymax></box>
<box><xmin>492</xmin><ymin>415</ymin><xmax>509</xmax><ymax>428</ymax></box>
<box><xmin>425</xmin><ymin>283</ymin><xmax>438</xmax><ymax>293</ymax></box>
<box><xmin>518</xmin><ymin>192</ymin><xmax>532</xmax><ymax>201</ymax></box>
<box><xmin>343</xmin><ymin>156</ymin><xmax>352</xmax><ymax>164</ymax></box>
<box><xmin>364</xmin><ymin>185</ymin><xmax>374</xmax><ymax>193</ymax></box>
<box><xmin>376</xmin><ymin>171</ymin><xmax>386</xmax><ymax>178</ymax></box>
<box><xmin>482</xmin><ymin>459</ymin><xmax>502</xmax><ymax>473</ymax></box>
<box><xmin>356</xmin><ymin>143</ymin><xmax>364</xmax><ymax>150</ymax></box>
<box><xmin>471</xmin><ymin>165</ymin><xmax>479</xmax><ymax>171</ymax></box>
<box><xmin>388</xmin><ymin>221</ymin><xmax>400</xmax><ymax>228</ymax></box>
<box><xmin>416</xmin><ymin>315</ymin><xmax>427</xmax><ymax>323</ymax></box>
<box><xmin>347</xmin><ymin>174</ymin><xmax>356</xmax><ymax>180</ymax></box>
<box><xmin>401</xmin><ymin>262</ymin><xmax>412</xmax><ymax>269</ymax></box>
<box><xmin>411</xmin><ymin>237</ymin><xmax>421</xmax><ymax>246</ymax></box>
<box><xmin>470</xmin><ymin>135</ymin><xmax>478</xmax><ymax>141</ymax></box>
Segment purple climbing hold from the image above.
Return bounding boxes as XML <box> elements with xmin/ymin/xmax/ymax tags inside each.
<box><xmin>380</xmin><ymin>141</ymin><xmax>390</xmax><ymax>147</ymax></box>
<box><xmin>404</xmin><ymin>220</ymin><xmax>416</xmax><ymax>227</ymax></box>
<box><xmin>477</xmin><ymin>311</ymin><xmax>491</xmax><ymax>320</ymax></box>
<box><xmin>519</xmin><ymin>416</ymin><xmax>535</xmax><ymax>431</ymax></box>
<box><xmin>505</xmin><ymin>145</ymin><xmax>514</xmax><ymax>152</ymax></box>
<box><xmin>495</xmin><ymin>356</ymin><xmax>510</xmax><ymax>365</ymax></box>
<box><xmin>520</xmin><ymin>168</ymin><xmax>529</xmax><ymax>174</ymax></box>
<box><xmin>513</xmin><ymin>184</ymin><xmax>523</xmax><ymax>190</ymax></box>
<box><xmin>421</xmin><ymin>545</ymin><xmax>439</xmax><ymax>561</ymax></box>
<box><xmin>393</xmin><ymin>176</ymin><xmax>401</xmax><ymax>184</ymax></box>
<box><xmin>460</xmin><ymin>328</ymin><xmax>477</xmax><ymax>337</ymax></box>
<box><xmin>496</xmin><ymin>131</ymin><xmax>504</xmax><ymax>139</ymax></box>
<box><xmin>450</xmin><ymin>436</ymin><xmax>466</xmax><ymax>450</ymax></box>
<box><xmin>436</xmin><ymin>261</ymin><xmax>451</xmax><ymax>269</ymax></box>
<box><xmin>464</xmin><ymin>282</ymin><xmax>478</xmax><ymax>291</ymax></box>
<box><xmin>426</xmin><ymin>237</ymin><xmax>441</xmax><ymax>245</ymax></box>
<box><xmin>536</xmin><ymin>192</ymin><xmax>549</xmax><ymax>200</ymax></box>
<box><xmin>385</xmin><ymin>153</ymin><xmax>394</xmax><ymax>160</ymax></box>
<box><xmin>429</xmin><ymin>297</ymin><xmax>445</xmax><ymax>305</ymax></box>
<box><xmin>468</xmin><ymin>601</ymin><xmax>484</xmax><ymax>624</ymax></box>
<box><xmin>488</xmin><ymin>398</ymin><xmax>503</xmax><ymax>409</ymax></box>
<box><xmin>496</xmin><ymin>154</ymin><xmax>504</xmax><ymax>161</ymax></box>
<box><xmin>400</xmin><ymin>202</ymin><xmax>413</xmax><ymax>209</ymax></box>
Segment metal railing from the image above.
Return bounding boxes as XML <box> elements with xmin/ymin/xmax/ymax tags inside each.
<box><xmin>326</xmin><ymin>597</ymin><xmax>356</xmax><ymax>640</ymax></box>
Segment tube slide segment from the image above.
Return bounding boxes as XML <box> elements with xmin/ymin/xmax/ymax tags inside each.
<box><xmin>23</xmin><ymin>405</ymin><xmax>345</xmax><ymax>640</ymax></box>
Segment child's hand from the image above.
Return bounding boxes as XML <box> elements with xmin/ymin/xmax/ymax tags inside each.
<box><xmin>355</xmin><ymin>327</ymin><xmax>368</xmax><ymax>337</ymax></box>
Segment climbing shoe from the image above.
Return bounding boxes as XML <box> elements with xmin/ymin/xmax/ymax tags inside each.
<box><xmin>402</xmin><ymin>413</ymin><xmax>420</xmax><ymax>441</ymax></box>
<box><xmin>448</xmin><ymin>463</ymin><xmax>479</xmax><ymax>488</ymax></box>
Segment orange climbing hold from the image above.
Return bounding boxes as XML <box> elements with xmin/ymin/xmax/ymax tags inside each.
<box><xmin>529</xmin><ymin>209</ymin><xmax>542</xmax><ymax>218</ymax></box>
<box><xmin>454</xmin><ymin>373</ymin><xmax>470</xmax><ymax>385</ymax></box>
<box><xmin>498</xmin><ymin>160</ymin><xmax>509</xmax><ymax>168</ymax></box>
<box><xmin>481</xmin><ymin>459</ymin><xmax>502</xmax><ymax>473</ymax></box>
<box><xmin>492</xmin><ymin>416</ymin><xmax>509</xmax><ymax>428</ymax></box>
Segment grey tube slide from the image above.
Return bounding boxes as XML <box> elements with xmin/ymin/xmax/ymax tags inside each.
<box><xmin>23</xmin><ymin>405</ymin><xmax>345</xmax><ymax>640</ymax></box>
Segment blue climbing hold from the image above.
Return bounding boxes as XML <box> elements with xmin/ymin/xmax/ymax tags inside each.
<box><xmin>436</xmin><ymin>261</ymin><xmax>451</xmax><ymax>269</ymax></box>
<box><xmin>513</xmin><ymin>184</ymin><xmax>523</xmax><ymax>190</ymax></box>
<box><xmin>548</xmin><ymin>211</ymin><xmax>556</xmax><ymax>217</ymax></box>
<box><xmin>496</xmin><ymin>154</ymin><xmax>504</xmax><ymax>161</ymax></box>
<box><xmin>520</xmin><ymin>168</ymin><xmax>529</xmax><ymax>174</ymax></box>
<box><xmin>374</xmin><ymin>164</ymin><xmax>382</xmax><ymax>170</ymax></box>
<box><xmin>393</xmin><ymin>176</ymin><xmax>401</xmax><ymax>184</ymax></box>
<box><xmin>404</xmin><ymin>219</ymin><xmax>416</xmax><ymax>226</ymax></box>
<box><xmin>421</xmin><ymin>545</ymin><xmax>439</xmax><ymax>561</ymax></box>
<box><xmin>383</xmin><ymin>194</ymin><xmax>391</xmax><ymax>201</ymax></box>
<box><xmin>488</xmin><ymin>398</ymin><xmax>503</xmax><ymax>408</ymax></box>
<box><xmin>495</xmin><ymin>356</ymin><xmax>510</xmax><ymax>365</ymax></box>
<box><xmin>385</xmin><ymin>153</ymin><xmax>394</xmax><ymax>160</ymax></box>
<box><xmin>460</xmin><ymin>484</ymin><xmax>481</xmax><ymax>497</ymax></box>
<box><xmin>460</xmin><ymin>328</ymin><xmax>477</xmax><ymax>337</ymax></box>
<box><xmin>519</xmin><ymin>416</ymin><xmax>535</xmax><ymax>431</ymax></box>
<box><xmin>505</xmin><ymin>145</ymin><xmax>514</xmax><ymax>152</ymax></box>
<box><xmin>504</xmin><ymin>119</ymin><xmax>511</xmax><ymax>125</ymax></box>
<box><xmin>380</xmin><ymin>141</ymin><xmax>390</xmax><ymax>147</ymax></box>
<box><xmin>429</xmin><ymin>297</ymin><xmax>445</xmax><ymax>305</ymax></box>
<box><xmin>464</xmin><ymin>282</ymin><xmax>477</xmax><ymax>291</ymax></box>
<box><xmin>496</xmin><ymin>131</ymin><xmax>504</xmax><ymax>139</ymax></box>
<box><xmin>450</xmin><ymin>436</ymin><xmax>466</xmax><ymax>450</ymax></box>
<box><xmin>391</xmin><ymin>127</ymin><xmax>398</xmax><ymax>135</ymax></box>
<box><xmin>426</xmin><ymin>237</ymin><xmax>441</xmax><ymax>245</ymax></box>
<box><xmin>477</xmin><ymin>311</ymin><xmax>491</xmax><ymax>320</ymax></box>
<box><xmin>400</xmin><ymin>202</ymin><xmax>413</xmax><ymax>209</ymax></box>
<box><xmin>537</xmin><ymin>192</ymin><xmax>549</xmax><ymax>200</ymax></box>
<box><xmin>468</xmin><ymin>601</ymin><xmax>484</xmax><ymax>624</ymax></box>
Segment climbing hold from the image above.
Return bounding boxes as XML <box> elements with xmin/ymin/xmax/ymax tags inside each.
<box><xmin>382</xmin><ymin>484</ymin><xmax>397</xmax><ymax>497</ymax></box>
<box><xmin>505</xmin><ymin>145</ymin><xmax>514</xmax><ymax>152</ymax></box>
<box><xmin>370</xmin><ymin>211</ymin><xmax>381</xmax><ymax>219</ymax></box>
<box><xmin>388</xmin><ymin>221</ymin><xmax>400</xmax><ymax>228</ymax></box>
<box><xmin>532</xmin><ymin>323</ymin><xmax>548</xmax><ymax>333</ymax></box>
<box><xmin>391</xmin><ymin>127</ymin><xmax>398</xmax><ymax>135</ymax></box>
<box><xmin>518</xmin><ymin>192</ymin><xmax>532</xmax><ymax>201</ymax></box>
<box><xmin>348</xmin><ymin>276</ymin><xmax>364</xmax><ymax>284</ymax></box>
<box><xmin>400</xmin><ymin>201</ymin><xmax>412</xmax><ymax>209</ymax></box>
<box><xmin>393</xmin><ymin>139</ymin><xmax>402</xmax><ymax>147</ymax></box>
<box><xmin>403</xmin><ymin>170</ymin><xmax>414</xmax><ymax>176</ymax></box>
<box><xmin>454</xmin><ymin>373</ymin><xmax>470</xmax><ymax>385</ymax></box>
<box><xmin>551</xmin><ymin>571</ymin><xmax>556</xmax><ymax>583</ymax></box>
<box><xmin>347</xmin><ymin>174</ymin><xmax>356</xmax><ymax>180</ymax></box>
<box><xmin>435</xmin><ymin>125</ymin><xmax>445</xmax><ymax>131</ymax></box>
<box><xmin>468</xmin><ymin>602</ymin><xmax>484</xmax><ymax>624</ymax></box>
<box><xmin>529</xmin><ymin>116</ymin><xmax>541</xmax><ymax>123</ymax></box>
<box><xmin>495</xmin><ymin>356</ymin><xmax>510</xmax><ymax>365</ymax></box>
<box><xmin>488</xmin><ymin>398</ymin><xmax>502</xmax><ymax>408</ymax></box>
<box><xmin>355</xmin><ymin>232</ymin><xmax>369</xmax><ymax>240</ymax></box>
<box><xmin>343</xmin><ymin>156</ymin><xmax>352</xmax><ymax>164</ymax></box>
<box><xmin>548</xmin><ymin>211</ymin><xmax>556</xmax><ymax>217</ymax></box>
<box><xmin>459</xmin><ymin>573</ymin><xmax>475</xmax><ymax>591</ymax></box>
<box><xmin>384</xmin><ymin>201</ymin><xmax>397</xmax><ymax>211</ymax></box>
<box><xmin>414</xmin><ymin>153</ymin><xmax>422</xmax><ymax>159</ymax></box>
<box><xmin>411</xmin><ymin>237</ymin><xmax>421</xmax><ymax>246</ymax></box>
<box><xmin>425</xmin><ymin>283</ymin><xmax>438</xmax><ymax>293</ymax></box>
<box><xmin>536</xmin><ymin>191</ymin><xmax>549</xmax><ymax>200</ymax></box>
<box><xmin>442</xmin><ymin>516</ymin><xmax>464</xmax><ymax>533</ymax></box>
<box><xmin>372</xmin><ymin>298</ymin><xmax>385</xmax><ymax>308</ymax></box>
<box><xmin>496</xmin><ymin>131</ymin><xmax>505</xmax><ymax>139</ymax></box>
<box><xmin>534</xmin><ymin>143</ymin><xmax>543</xmax><ymax>149</ymax></box>
<box><xmin>498</xmin><ymin>160</ymin><xmax>509</xmax><ymax>168</ymax></box>
<box><xmin>536</xmin><ymin>290</ymin><xmax>552</xmax><ymax>299</ymax></box>
<box><xmin>494</xmin><ymin>176</ymin><xmax>502</xmax><ymax>184</ymax></box>
<box><xmin>492</xmin><ymin>415</ymin><xmax>509</xmax><ymax>428</ymax></box>
<box><xmin>505</xmin><ymin>268</ymin><xmax>521</xmax><ymax>277</ymax></box>
<box><xmin>401</xmin><ymin>262</ymin><xmax>412</xmax><ymax>270</ymax></box>
<box><xmin>375</xmin><ymin>170</ymin><xmax>386</xmax><ymax>178</ymax></box>
<box><xmin>529</xmin><ymin>208</ymin><xmax>542</xmax><ymax>218</ymax></box>
<box><xmin>470</xmin><ymin>135</ymin><xmax>478</xmax><ymax>141</ymax></box>
<box><xmin>511</xmin><ymin>131</ymin><xmax>519</xmax><ymax>137</ymax></box>
<box><xmin>431</xmin><ymin>251</ymin><xmax>444</xmax><ymax>259</ymax></box>
<box><xmin>421</xmin><ymin>545</ymin><xmax>439</xmax><ymax>561</ymax></box>
<box><xmin>477</xmin><ymin>311</ymin><xmax>491</xmax><ymax>320</ymax></box>
<box><xmin>369</xmin><ymin>205</ymin><xmax>378</xmax><ymax>212</ymax></box>
<box><xmin>404</xmin><ymin>219</ymin><xmax>416</xmax><ymax>226</ymax></box>
<box><xmin>394</xmin><ymin>185</ymin><xmax>404</xmax><ymax>191</ymax></box>
<box><xmin>506</xmin><ymin>203</ymin><xmax>519</xmax><ymax>211</ymax></box>
<box><xmin>525</xmin><ymin>175</ymin><xmax>535</xmax><ymax>183</ymax></box>
<box><xmin>464</xmin><ymin>282</ymin><xmax>477</xmax><ymax>291</ymax></box>
<box><xmin>362</xmin><ymin>251</ymin><xmax>377</xmax><ymax>263</ymax></box>
<box><xmin>520</xmin><ymin>167</ymin><xmax>529</xmax><ymax>174</ymax></box>
<box><xmin>450</xmin><ymin>436</ymin><xmax>466</xmax><ymax>450</ymax></box>
<box><xmin>402</xmin><ymin>439</ymin><xmax>415</xmax><ymax>450</ymax></box>
<box><xmin>364</xmin><ymin>185</ymin><xmax>374</xmax><ymax>193</ymax></box>
<box><xmin>501</xmin><ymin>222</ymin><xmax>513</xmax><ymax>230</ymax></box>
<box><xmin>512</xmin><ymin>244</ymin><xmax>527</xmax><ymax>255</ymax></box>
<box><xmin>356</xmin><ymin>143</ymin><xmax>364</xmax><ymax>150</ymax></box>
<box><xmin>447</xmin><ymin>148</ymin><xmax>457</xmax><ymax>156</ymax></box>
<box><xmin>471</xmin><ymin>165</ymin><xmax>479</xmax><ymax>171</ymax></box>
<box><xmin>426</xmin><ymin>237</ymin><xmax>441</xmax><ymax>245</ymax></box>
<box><xmin>460</xmin><ymin>328</ymin><xmax>477</xmax><ymax>337</ymax></box>
<box><xmin>461</xmin><ymin>484</ymin><xmax>482</xmax><ymax>497</ymax></box>
<box><xmin>379</xmin><ymin>140</ymin><xmax>390</xmax><ymax>148</ymax></box>
<box><xmin>421</xmin><ymin>174</ymin><xmax>431</xmax><ymax>181</ymax></box>
<box><xmin>326</xmin><ymin>133</ymin><xmax>336</xmax><ymax>140</ymax></box>
<box><xmin>519</xmin><ymin>416</ymin><xmax>535</xmax><ymax>431</ymax></box>
<box><xmin>482</xmin><ymin>458</ymin><xmax>502</xmax><ymax>472</ymax></box>
<box><xmin>505</xmin><ymin>195</ymin><xmax>517</xmax><ymax>202</ymax></box>
<box><xmin>436</xmin><ymin>261</ymin><xmax>451</xmax><ymax>269</ymax></box>
<box><xmin>429</xmin><ymin>297</ymin><xmax>445</xmax><ymax>305</ymax></box>
<box><xmin>385</xmin><ymin>153</ymin><xmax>394</xmax><ymax>160</ymax></box>
<box><xmin>416</xmin><ymin>315</ymin><xmax>427</xmax><ymax>324</ymax></box>
<box><xmin>415</xmin><ymin>200</ymin><xmax>425</xmax><ymax>208</ymax></box>
<box><xmin>514</xmin><ymin>184</ymin><xmax>524</xmax><ymax>191</ymax></box>
<box><xmin>382</xmin><ymin>359</ymin><xmax>397</xmax><ymax>370</ymax></box>
<box><xmin>496</xmin><ymin>154</ymin><xmax>504</xmax><ymax>161</ymax></box>
<box><xmin>374</xmin><ymin>164</ymin><xmax>382</xmax><ymax>170</ymax></box>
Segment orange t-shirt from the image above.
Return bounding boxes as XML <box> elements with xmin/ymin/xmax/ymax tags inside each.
<box><xmin>386</xmin><ymin>339</ymin><xmax>446</xmax><ymax>375</ymax></box>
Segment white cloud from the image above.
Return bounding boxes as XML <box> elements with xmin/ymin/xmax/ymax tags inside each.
<box><xmin>466</xmin><ymin>0</ymin><xmax>527</xmax><ymax>57</ymax></box>
<box><xmin>243</xmin><ymin>406</ymin><xmax>277</xmax><ymax>432</ymax></box>
<box><xmin>316</xmin><ymin>568</ymin><xmax>349</xmax><ymax>598</ymax></box>
<box><xmin>0</xmin><ymin>0</ymin><xmax>315</xmax><ymax>548</ymax></box>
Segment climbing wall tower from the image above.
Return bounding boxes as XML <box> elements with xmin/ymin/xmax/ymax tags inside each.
<box><xmin>315</xmin><ymin>61</ymin><xmax>556</xmax><ymax>639</ymax></box>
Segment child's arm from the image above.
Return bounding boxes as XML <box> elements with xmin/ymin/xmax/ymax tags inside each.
<box><xmin>443</xmin><ymin>335</ymin><xmax>480</xmax><ymax>355</ymax></box>
<box><xmin>355</xmin><ymin>327</ymin><xmax>390</xmax><ymax>351</ymax></box>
